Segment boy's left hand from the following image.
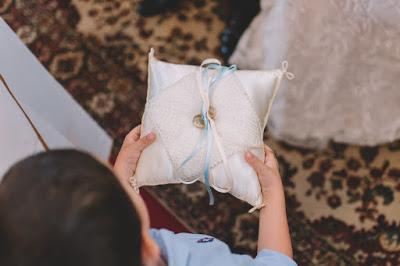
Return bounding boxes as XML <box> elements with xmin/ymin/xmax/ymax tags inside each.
<box><xmin>113</xmin><ymin>125</ymin><xmax>156</xmax><ymax>181</ymax></box>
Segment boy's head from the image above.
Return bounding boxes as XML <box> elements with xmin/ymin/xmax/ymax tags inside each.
<box><xmin>0</xmin><ymin>150</ymin><xmax>160</xmax><ymax>266</ymax></box>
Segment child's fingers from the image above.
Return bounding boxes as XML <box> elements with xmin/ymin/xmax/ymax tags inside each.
<box><xmin>132</xmin><ymin>132</ymin><xmax>156</xmax><ymax>152</ymax></box>
<box><xmin>124</xmin><ymin>125</ymin><xmax>142</xmax><ymax>143</ymax></box>
<box><xmin>264</xmin><ymin>144</ymin><xmax>273</xmax><ymax>154</ymax></box>
<box><xmin>245</xmin><ymin>151</ymin><xmax>268</xmax><ymax>177</ymax></box>
<box><xmin>264</xmin><ymin>144</ymin><xmax>279</xmax><ymax>169</ymax></box>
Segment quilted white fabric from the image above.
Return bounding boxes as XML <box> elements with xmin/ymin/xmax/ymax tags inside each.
<box><xmin>133</xmin><ymin>49</ymin><xmax>291</xmax><ymax>209</ymax></box>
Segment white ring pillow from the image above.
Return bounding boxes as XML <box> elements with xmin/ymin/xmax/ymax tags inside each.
<box><xmin>132</xmin><ymin>48</ymin><xmax>293</xmax><ymax>211</ymax></box>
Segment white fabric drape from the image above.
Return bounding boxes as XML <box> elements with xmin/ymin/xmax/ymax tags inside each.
<box><xmin>0</xmin><ymin>18</ymin><xmax>112</xmax><ymax>177</ymax></box>
<box><xmin>230</xmin><ymin>0</ymin><xmax>400</xmax><ymax>148</ymax></box>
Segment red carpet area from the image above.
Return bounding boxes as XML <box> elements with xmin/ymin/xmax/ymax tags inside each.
<box><xmin>141</xmin><ymin>189</ymin><xmax>190</xmax><ymax>233</ymax></box>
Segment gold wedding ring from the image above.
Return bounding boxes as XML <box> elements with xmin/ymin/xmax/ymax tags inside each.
<box><xmin>193</xmin><ymin>107</ymin><xmax>216</xmax><ymax>129</ymax></box>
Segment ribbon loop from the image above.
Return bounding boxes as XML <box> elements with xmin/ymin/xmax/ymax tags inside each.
<box><xmin>281</xmin><ymin>61</ymin><xmax>295</xmax><ymax>80</ymax></box>
<box><xmin>200</xmin><ymin>58</ymin><xmax>222</xmax><ymax>68</ymax></box>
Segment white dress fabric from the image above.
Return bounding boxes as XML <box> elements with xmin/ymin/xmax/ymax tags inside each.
<box><xmin>230</xmin><ymin>0</ymin><xmax>400</xmax><ymax>148</ymax></box>
<box><xmin>133</xmin><ymin>49</ymin><xmax>291</xmax><ymax>209</ymax></box>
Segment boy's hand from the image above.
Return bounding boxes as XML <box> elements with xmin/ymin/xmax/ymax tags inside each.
<box><xmin>245</xmin><ymin>145</ymin><xmax>283</xmax><ymax>196</ymax></box>
<box><xmin>246</xmin><ymin>145</ymin><xmax>293</xmax><ymax>258</ymax></box>
<box><xmin>114</xmin><ymin>125</ymin><xmax>156</xmax><ymax>181</ymax></box>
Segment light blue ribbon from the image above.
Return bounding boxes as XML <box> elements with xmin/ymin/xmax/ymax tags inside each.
<box><xmin>180</xmin><ymin>62</ymin><xmax>237</xmax><ymax>205</ymax></box>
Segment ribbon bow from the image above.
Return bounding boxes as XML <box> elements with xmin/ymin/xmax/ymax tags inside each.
<box><xmin>281</xmin><ymin>61</ymin><xmax>295</xmax><ymax>80</ymax></box>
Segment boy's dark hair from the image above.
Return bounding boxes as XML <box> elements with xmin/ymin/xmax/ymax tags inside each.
<box><xmin>0</xmin><ymin>150</ymin><xmax>142</xmax><ymax>266</ymax></box>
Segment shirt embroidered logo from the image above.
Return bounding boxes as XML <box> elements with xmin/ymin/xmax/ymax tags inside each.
<box><xmin>197</xmin><ymin>237</ymin><xmax>214</xmax><ymax>243</ymax></box>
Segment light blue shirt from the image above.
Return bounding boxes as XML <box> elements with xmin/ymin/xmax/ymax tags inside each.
<box><xmin>150</xmin><ymin>229</ymin><xmax>297</xmax><ymax>266</ymax></box>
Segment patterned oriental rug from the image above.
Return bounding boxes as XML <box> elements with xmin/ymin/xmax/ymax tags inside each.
<box><xmin>2</xmin><ymin>1</ymin><xmax>399</xmax><ymax>265</ymax></box>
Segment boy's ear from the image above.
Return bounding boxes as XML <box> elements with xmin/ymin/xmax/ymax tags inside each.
<box><xmin>141</xmin><ymin>231</ymin><xmax>161</xmax><ymax>264</ymax></box>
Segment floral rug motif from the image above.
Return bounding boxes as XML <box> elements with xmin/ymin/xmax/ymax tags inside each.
<box><xmin>2</xmin><ymin>1</ymin><xmax>399</xmax><ymax>265</ymax></box>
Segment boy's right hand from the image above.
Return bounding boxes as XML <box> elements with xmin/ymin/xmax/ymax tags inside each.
<box><xmin>245</xmin><ymin>145</ymin><xmax>293</xmax><ymax>258</ymax></box>
<box><xmin>244</xmin><ymin>145</ymin><xmax>284</xmax><ymax>196</ymax></box>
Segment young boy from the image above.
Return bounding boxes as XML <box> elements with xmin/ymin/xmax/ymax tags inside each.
<box><xmin>0</xmin><ymin>125</ymin><xmax>296</xmax><ymax>266</ymax></box>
